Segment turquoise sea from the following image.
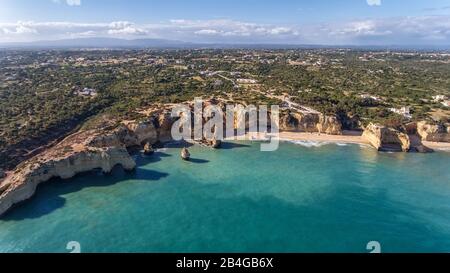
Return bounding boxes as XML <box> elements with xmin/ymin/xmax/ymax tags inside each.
<box><xmin>0</xmin><ymin>141</ymin><xmax>450</xmax><ymax>253</ymax></box>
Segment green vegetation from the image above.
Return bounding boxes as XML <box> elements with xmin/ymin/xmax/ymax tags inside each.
<box><xmin>0</xmin><ymin>49</ymin><xmax>449</xmax><ymax>169</ymax></box>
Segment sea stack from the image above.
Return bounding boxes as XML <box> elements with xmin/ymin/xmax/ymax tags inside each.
<box><xmin>143</xmin><ymin>142</ymin><xmax>155</xmax><ymax>155</ymax></box>
<box><xmin>211</xmin><ymin>137</ymin><xmax>222</xmax><ymax>149</ymax></box>
<box><xmin>181</xmin><ymin>147</ymin><xmax>191</xmax><ymax>161</ymax></box>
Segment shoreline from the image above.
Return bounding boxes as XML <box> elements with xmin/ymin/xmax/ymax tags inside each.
<box><xmin>245</xmin><ymin>130</ymin><xmax>450</xmax><ymax>151</ymax></box>
<box><xmin>278</xmin><ymin>131</ymin><xmax>369</xmax><ymax>145</ymax></box>
<box><xmin>245</xmin><ymin>130</ymin><xmax>369</xmax><ymax>145</ymax></box>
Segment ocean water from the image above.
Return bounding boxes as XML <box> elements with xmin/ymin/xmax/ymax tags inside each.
<box><xmin>0</xmin><ymin>141</ymin><xmax>450</xmax><ymax>253</ymax></box>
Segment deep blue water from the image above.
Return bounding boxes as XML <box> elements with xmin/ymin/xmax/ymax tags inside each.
<box><xmin>0</xmin><ymin>141</ymin><xmax>450</xmax><ymax>253</ymax></box>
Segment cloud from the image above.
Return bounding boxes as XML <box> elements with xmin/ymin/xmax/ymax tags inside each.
<box><xmin>66</xmin><ymin>0</ymin><xmax>81</xmax><ymax>6</ymax></box>
<box><xmin>423</xmin><ymin>6</ymin><xmax>450</xmax><ymax>12</ymax></box>
<box><xmin>195</xmin><ymin>29</ymin><xmax>219</xmax><ymax>35</ymax></box>
<box><xmin>107</xmin><ymin>21</ymin><xmax>147</xmax><ymax>35</ymax></box>
<box><xmin>367</xmin><ymin>0</ymin><xmax>381</xmax><ymax>6</ymax></box>
<box><xmin>52</xmin><ymin>0</ymin><xmax>81</xmax><ymax>6</ymax></box>
<box><xmin>1</xmin><ymin>16</ymin><xmax>450</xmax><ymax>45</ymax></box>
<box><xmin>169</xmin><ymin>19</ymin><xmax>298</xmax><ymax>38</ymax></box>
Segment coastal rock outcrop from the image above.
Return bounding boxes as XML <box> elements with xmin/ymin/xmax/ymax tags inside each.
<box><xmin>157</xmin><ymin>111</ymin><xmax>178</xmax><ymax>142</ymax></box>
<box><xmin>362</xmin><ymin>123</ymin><xmax>410</xmax><ymax>152</ymax></box>
<box><xmin>279</xmin><ymin>111</ymin><xmax>342</xmax><ymax>135</ymax></box>
<box><xmin>126</xmin><ymin>121</ymin><xmax>158</xmax><ymax>145</ymax></box>
<box><xmin>417</xmin><ymin>121</ymin><xmax>450</xmax><ymax>143</ymax></box>
<box><xmin>0</xmin><ymin>128</ymin><xmax>136</xmax><ymax>217</ymax></box>
<box><xmin>211</xmin><ymin>138</ymin><xmax>222</xmax><ymax>149</ymax></box>
<box><xmin>144</xmin><ymin>142</ymin><xmax>155</xmax><ymax>155</ymax></box>
<box><xmin>181</xmin><ymin>148</ymin><xmax>191</xmax><ymax>160</ymax></box>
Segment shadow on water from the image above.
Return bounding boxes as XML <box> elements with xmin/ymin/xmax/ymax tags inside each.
<box><xmin>163</xmin><ymin>140</ymin><xmax>250</xmax><ymax>150</ymax></box>
<box><xmin>164</xmin><ymin>140</ymin><xmax>194</xmax><ymax>149</ymax></box>
<box><xmin>187</xmin><ymin>158</ymin><xmax>210</xmax><ymax>164</ymax></box>
<box><xmin>139</xmin><ymin>151</ymin><xmax>172</xmax><ymax>164</ymax></box>
<box><xmin>1</xmin><ymin>163</ymin><xmax>169</xmax><ymax>221</ymax></box>
<box><xmin>220</xmin><ymin>142</ymin><xmax>251</xmax><ymax>150</ymax></box>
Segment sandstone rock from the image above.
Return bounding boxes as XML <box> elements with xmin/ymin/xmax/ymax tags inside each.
<box><xmin>279</xmin><ymin>111</ymin><xmax>342</xmax><ymax>135</ymax></box>
<box><xmin>157</xmin><ymin>112</ymin><xmax>177</xmax><ymax>141</ymax></box>
<box><xmin>411</xmin><ymin>145</ymin><xmax>434</xmax><ymax>153</ymax></box>
<box><xmin>417</xmin><ymin>121</ymin><xmax>450</xmax><ymax>143</ymax></box>
<box><xmin>211</xmin><ymin>137</ymin><xmax>222</xmax><ymax>149</ymax></box>
<box><xmin>279</xmin><ymin>113</ymin><xmax>298</xmax><ymax>131</ymax></box>
<box><xmin>317</xmin><ymin>114</ymin><xmax>342</xmax><ymax>135</ymax></box>
<box><xmin>0</xmin><ymin>145</ymin><xmax>135</xmax><ymax>217</ymax></box>
<box><xmin>181</xmin><ymin>147</ymin><xmax>191</xmax><ymax>161</ymax></box>
<box><xmin>0</xmin><ymin>126</ymin><xmax>137</xmax><ymax>217</ymax></box>
<box><xmin>126</xmin><ymin>121</ymin><xmax>158</xmax><ymax>145</ymax></box>
<box><xmin>362</xmin><ymin>123</ymin><xmax>410</xmax><ymax>152</ymax></box>
<box><xmin>143</xmin><ymin>142</ymin><xmax>155</xmax><ymax>155</ymax></box>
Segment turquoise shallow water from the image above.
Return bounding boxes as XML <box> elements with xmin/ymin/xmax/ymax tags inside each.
<box><xmin>0</xmin><ymin>141</ymin><xmax>450</xmax><ymax>253</ymax></box>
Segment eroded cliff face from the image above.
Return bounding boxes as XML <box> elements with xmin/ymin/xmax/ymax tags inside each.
<box><xmin>0</xmin><ymin>103</ymin><xmax>345</xmax><ymax>217</ymax></box>
<box><xmin>0</xmin><ymin>104</ymin><xmax>194</xmax><ymax>216</ymax></box>
<box><xmin>279</xmin><ymin>111</ymin><xmax>343</xmax><ymax>135</ymax></box>
<box><xmin>362</xmin><ymin>123</ymin><xmax>410</xmax><ymax>152</ymax></box>
<box><xmin>0</xmin><ymin>128</ymin><xmax>137</xmax><ymax>217</ymax></box>
<box><xmin>417</xmin><ymin>121</ymin><xmax>450</xmax><ymax>143</ymax></box>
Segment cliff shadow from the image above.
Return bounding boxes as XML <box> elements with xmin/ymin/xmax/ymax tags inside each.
<box><xmin>186</xmin><ymin>158</ymin><xmax>210</xmax><ymax>164</ymax></box>
<box><xmin>137</xmin><ymin>151</ymin><xmax>172</xmax><ymax>165</ymax></box>
<box><xmin>219</xmin><ymin>142</ymin><xmax>251</xmax><ymax>150</ymax></box>
<box><xmin>163</xmin><ymin>140</ymin><xmax>195</xmax><ymax>149</ymax></box>
<box><xmin>1</xmin><ymin>165</ymin><xmax>169</xmax><ymax>221</ymax></box>
<box><xmin>408</xmin><ymin>134</ymin><xmax>434</xmax><ymax>153</ymax></box>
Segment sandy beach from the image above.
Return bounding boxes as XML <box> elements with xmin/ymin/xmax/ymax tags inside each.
<box><xmin>278</xmin><ymin>131</ymin><xmax>369</xmax><ymax>145</ymax></box>
<box><xmin>422</xmin><ymin>141</ymin><xmax>450</xmax><ymax>150</ymax></box>
<box><xmin>245</xmin><ymin>130</ymin><xmax>368</xmax><ymax>145</ymax></box>
<box><xmin>245</xmin><ymin>130</ymin><xmax>450</xmax><ymax>151</ymax></box>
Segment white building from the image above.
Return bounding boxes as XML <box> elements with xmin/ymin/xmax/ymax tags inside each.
<box><xmin>77</xmin><ymin>88</ymin><xmax>97</xmax><ymax>97</ymax></box>
<box><xmin>389</xmin><ymin>106</ymin><xmax>412</xmax><ymax>119</ymax></box>
<box><xmin>433</xmin><ymin>95</ymin><xmax>447</xmax><ymax>102</ymax></box>
<box><xmin>237</xmin><ymin>79</ymin><xmax>257</xmax><ymax>84</ymax></box>
<box><xmin>360</xmin><ymin>94</ymin><xmax>380</xmax><ymax>101</ymax></box>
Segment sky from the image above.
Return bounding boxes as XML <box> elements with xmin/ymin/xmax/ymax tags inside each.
<box><xmin>0</xmin><ymin>0</ymin><xmax>450</xmax><ymax>45</ymax></box>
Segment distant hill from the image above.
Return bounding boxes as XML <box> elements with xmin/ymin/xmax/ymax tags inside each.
<box><xmin>0</xmin><ymin>37</ymin><xmax>194</xmax><ymax>49</ymax></box>
<box><xmin>0</xmin><ymin>38</ymin><xmax>448</xmax><ymax>51</ymax></box>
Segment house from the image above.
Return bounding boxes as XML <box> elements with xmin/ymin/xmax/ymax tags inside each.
<box><xmin>237</xmin><ymin>79</ymin><xmax>257</xmax><ymax>84</ymax></box>
<box><xmin>389</xmin><ymin>106</ymin><xmax>412</xmax><ymax>119</ymax></box>
<box><xmin>360</xmin><ymin>94</ymin><xmax>380</xmax><ymax>101</ymax></box>
<box><xmin>76</xmin><ymin>88</ymin><xmax>97</xmax><ymax>97</ymax></box>
<box><xmin>433</xmin><ymin>95</ymin><xmax>447</xmax><ymax>102</ymax></box>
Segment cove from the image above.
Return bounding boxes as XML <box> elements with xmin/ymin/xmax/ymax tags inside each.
<box><xmin>0</xmin><ymin>141</ymin><xmax>450</xmax><ymax>253</ymax></box>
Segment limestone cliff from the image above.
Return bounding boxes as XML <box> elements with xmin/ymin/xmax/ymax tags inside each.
<box><xmin>0</xmin><ymin>102</ymin><xmax>344</xmax><ymax>217</ymax></box>
<box><xmin>0</xmin><ymin>129</ymin><xmax>136</xmax><ymax>217</ymax></box>
<box><xmin>126</xmin><ymin>121</ymin><xmax>158</xmax><ymax>145</ymax></box>
<box><xmin>362</xmin><ymin>123</ymin><xmax>410</xmax><ymax>152</ymax></box>
<box><xmin>0</xmin><ymin>105</ymin><xmax>182</xmax><ymax>217</ymax></box>
<box><xmin>417</xmin><ymin>121</ymin><xmax>450</xmax><ymax>143</ymax></box>
<box><xmin>279</xmin><ymin>111</ymin><xmax>342</xmax><ymax>135</ymax></box>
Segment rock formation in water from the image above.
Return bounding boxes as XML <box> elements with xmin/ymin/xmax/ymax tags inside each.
<box><xmin>362</xmin><ymin>123</ymin><xmax>410</xmax><ymax>152</ymax></box>
<box><xmin>143</xmin><ymin>142</ymin><xmax>155</xmax><ymax>155</ymax></box>
<box><xmin>181</xmin><ymin>148</ymin><xmax>191</xmax><ymax>160</ymax></box>
<box><xmin>279</xmin><ymin>111</ymin><xmax>342</xmax><ymax>135</ymax></box>
<box><xmin>417</xmin><ymin>121</ymin><xmax>450</xmax><ymax>143</ymax></box>
<box><xmin>211</xmin><ymin>137</ymin><xmax>222</xmax><ymax>149</ymax></box>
